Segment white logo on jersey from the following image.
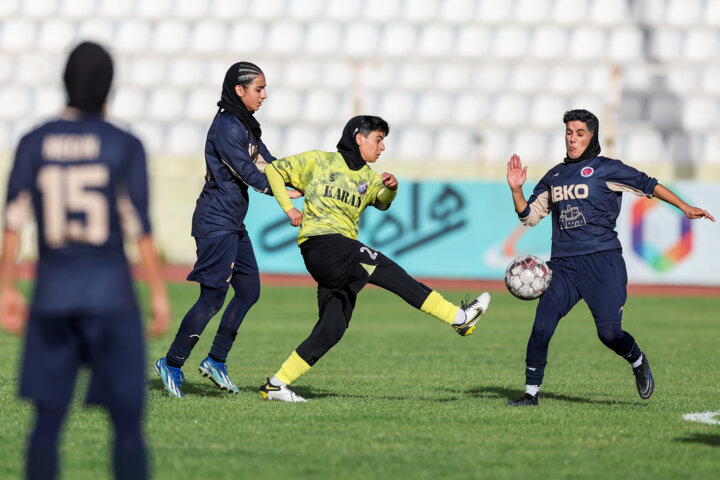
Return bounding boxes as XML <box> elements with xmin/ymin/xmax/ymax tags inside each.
<box><xmin>559</xmin><ymin>205</ymin><xmax>586</xmax><ymax>229</ymax></box>
<box><xmin>580</xmin><ymin>167</ymin><xmax>594</xmax><ymax>177</ymax></box>
<box><xmin>552</xmin><ymin>184</ymin><xmax>589</xmax><ymax>202</ymax></box>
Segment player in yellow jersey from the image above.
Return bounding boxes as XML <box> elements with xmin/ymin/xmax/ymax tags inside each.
<box><xmin>259</xmin><ymin>115</ymin><xmax>491</xmax><ymax>402</ymax></box>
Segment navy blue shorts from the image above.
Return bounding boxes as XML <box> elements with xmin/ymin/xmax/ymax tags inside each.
<box><xmin>540</xmin><ymin>249</ymin><xmax>628</xmax><ymax>327</ymax></box>
<box><xmin>20</xmin><ymin>310</ymin><xmax>145</xmax><ymax>410</ymax></box>
<box><xmin>187</xmin><ymin>232</ymin><xmax>259</xmax><ymax>291</ymax></box>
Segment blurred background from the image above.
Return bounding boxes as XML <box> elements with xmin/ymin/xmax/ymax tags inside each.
<box><xmin>1</xmin><ymin>0</ymin><xmax>719</xmax><ymax>283</ymax></box>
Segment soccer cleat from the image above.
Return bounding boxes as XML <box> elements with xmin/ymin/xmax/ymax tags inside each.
<box><xmin>259</xmin><ymin>378</ymin><xmax>306</xmax><ymax>403</ymax></box>
<box><xmin>198</xmin><ymin>356</ymin><xmax>240</xmax><ymax>394</ymax></box>
<box><xmin>507</xmin><ymin>393</ymin><xmax>539</xmax><ymax>407</ymax></box>
<box><xmin>454</xmin><ymin>292</ymin><xmax>491</xmax><ymax>336</ymax></box>
<box><xmin>155</xmin><ymin>357</ymin><xmax>185</xmax><ymax>398</ymax></box>
<box><xmin>632</xmin><ymin>353</ymin><xmax>654</xmax><ymax>400</ymax></box>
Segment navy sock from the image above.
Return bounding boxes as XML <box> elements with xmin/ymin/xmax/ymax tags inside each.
<box><xmin>622</xmin><ymin>341</ymin><xmax>642</xmax><ymax>365</ymax></box>
<box><xmin>524</xmin><ymin>363</ymin><xmax>546</xmax><ymax>387</ymax></box>
<box><xmin>209</xmin><ymin>326</ymin><xmax>238</xmax><ymax>364</ymax></box>
<box><xmin>166</xmin><ymin>286</ymin><xmax>226</xmax><ymax>367</ymax></box>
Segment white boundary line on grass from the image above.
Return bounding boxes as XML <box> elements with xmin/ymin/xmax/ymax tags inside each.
<box><xmin>682</xmin><ymin>411</ymin><xmax>720</xmax><ymax>426</ymax></box>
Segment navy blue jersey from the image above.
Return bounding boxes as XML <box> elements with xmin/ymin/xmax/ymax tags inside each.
<box><xmin>191</xmin><ymin>112</ymin><xmax>274</xmax><ymax>238</ymax></box>
<box><xmin>519</xmin><ymin>156</ymin><xmax>658</xmax><ymax>258</ymax></box>
<box><xmin>4</xmin><ymin>113</ymin><xmax>151</xmax><ymax>313</ymax></box>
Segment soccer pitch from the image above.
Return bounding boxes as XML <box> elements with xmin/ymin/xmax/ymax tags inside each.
<box><xmin>1</xmin><ymin>282</ymin><xmax>718</xmax><ymax>479</ymax></box>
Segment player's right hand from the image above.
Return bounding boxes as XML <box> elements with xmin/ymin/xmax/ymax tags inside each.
<box><xmin>0</xmin><ymin>286</ymin><xmax>28</xmax><ymax>336</ymax></box>
<box><xmin>147</xmin><ymin>290</ymin><xmax>171</xmax><ymax>338</ymax></box>
<box><xmin>507</xmin><ymin>154</ymin><xmax>527</xmax><ymax>189</ymax></box>
<box><xmin>286</xmin><ymin>207</ymin><xmax>303</xmax><ymax>227</ymax></box>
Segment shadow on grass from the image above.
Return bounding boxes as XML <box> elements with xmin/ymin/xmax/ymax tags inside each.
<box><xmin>674</xmin><ymin>433</ymin><xmax>720</xmax><ymax>447</ymax></box>
<box><xmin>466</xmin><ymin>385</ymin><xmax>637</xmax><ymax>406</ymax></box>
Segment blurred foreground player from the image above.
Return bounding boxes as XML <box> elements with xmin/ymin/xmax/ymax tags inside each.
<box><xmin>258</xmin><ymin>115</ymin><xmax>491</xmax><ymax>402</ymax></box>
<box><xmin>505</xmin><ymin>109</ymin><xmax>714</xmax><ymax>406</ymax></box>
<box><xmin>0</xmin><ymin>42</ymin><xmax>170</xmax><ymax>479</ymax></box>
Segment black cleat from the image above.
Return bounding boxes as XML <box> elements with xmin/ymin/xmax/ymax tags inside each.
<box><xmin>632</xmin><ymin>353</ymin><xmax>654</xmax><ymax>400</ymax></box>
<box><xmin>507</xmin><ymin>393</ymin><xmax>539</xmax><ymax>407</ymax></box>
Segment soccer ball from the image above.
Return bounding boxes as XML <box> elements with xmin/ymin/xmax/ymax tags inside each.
<box><xmin>504</xmin><ymin>255</ymin><xmax>552</xmax><ymax>300</ymax></box>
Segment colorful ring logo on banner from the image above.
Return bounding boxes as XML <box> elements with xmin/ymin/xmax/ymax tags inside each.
<box><xmin>631</xmin><ymin>196</ymin><xmax>692</xmax><ymax>272</ymax></box>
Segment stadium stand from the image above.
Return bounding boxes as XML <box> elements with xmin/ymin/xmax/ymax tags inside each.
<box><xmin>0</xmin><ymin>0</ymin><xmax>719</xmax><ymax>180</ymax></box>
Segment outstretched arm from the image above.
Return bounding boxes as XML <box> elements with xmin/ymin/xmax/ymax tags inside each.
<box><xmin>507</xmin><ymin>154</ymin><xmax>529</xmax><ymax>214</ymax></box>
<box><xmin>374</xmin><ymin>172</ymin><xmax>398</xmax><ymax>211</ymax></box>
<box><xmin>0</xmin><ymin>229</ymin><xmax>27</xmax><ymax>335</ymax></box>
<box><xmin>653</xmin><ymin>184</ymin><xmax>715</xmax><ymax>221</ymax></box>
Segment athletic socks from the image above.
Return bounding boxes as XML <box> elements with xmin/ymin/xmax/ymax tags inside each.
<box><xmin>420</xmin><ymin>291</ymin><xmax>460</xmax><ymax>325</ymax></box>
<box><xmin>208</xmin><ymin>326</ymin><xmax>238</xmax><ymax>364</ymax></box>
<box><xmin>525</xmin><ymin>384</ymin><xmax>541</xmax><ymax>397</ymax></box>
<box><xmin>274</xmin><ymin>351</ymin><xmax>312</xmax><ymax>385</ymax></box>
<box><xmin>631</xmin><ymin>354</ymin><xmax>644</xmax><ymax>369</ymax></box>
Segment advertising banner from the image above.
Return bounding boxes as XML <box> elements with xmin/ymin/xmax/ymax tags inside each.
<box><xmin>245</xmin><ymin>179</ymin><xmax>719</xmax><ymax>286</ymax></box>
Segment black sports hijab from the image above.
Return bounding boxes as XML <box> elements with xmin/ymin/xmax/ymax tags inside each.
<box><xmin>217</xmin><ymin>62</ymin><xmax>263</xmax><ymax>146</ymax></box>
<box><xmin>336</xmin><ymin>116</ymin><xmax>367</xmax><ymax>171</ymax></box>
<box><xmin>63</xmin><ymin>42</ymin><xmax>113</xmax><ymax>115</ymax></box>
<box><xmin>564</xmin><ymin>112</ymin><xmax>601</xmax><ymax>164</ymax></box>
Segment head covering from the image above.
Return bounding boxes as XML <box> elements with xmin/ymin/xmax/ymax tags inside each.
<box><xmin>216</xmin><ymin>62</ymin><xmax>262</xmax><ymax>142</ymax></box>
<box><xmin>63</xmin><ymin>41</ymin><xmax>113</xmax><ymax>115</ymax></box>
<box><xmin>336</xmin><ymin>116</ymin><xmax>367</xmax><ymax>170</ymax></box>
<box><xmin>564</xmin><ymin>110</ymin><xmax>601</xmax><ymax>163</ymax></box>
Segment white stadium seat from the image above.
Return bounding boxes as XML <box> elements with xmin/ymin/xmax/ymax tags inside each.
<box><xmin>363</xmin><ymin>0</ymin><xmax>402</xmax><ymax>21</ymax></box>
<box><xmin>22</xmin><ymin>0</ymin><xmax>58</xmax><ymax>18</ymax></box>
<box><xmin>114</xmin><ymin>20</ymin><xmax>152</xmax><ymax>54</ymax></box>
<box><xmin>175</xmin><ymin>0</ymin><xmax>212</xmax><ymax>20</ymax></box>
<box><xmin>588</xmin><ymin>0</ymin><xmax>629</xmax><ymax>25</ymax></box>
<box><xmin>262</xmin><ymin>90</ymin><xmax>303</xmax><ymax>122</ymax></box>
<box><xmin>36</xmin><ymin>20</ymin><xmax>75</xmax><ymax>53</ymax></box>
<box><xmin>59</xmin><ymin>0</ymin><xmax>94</xmax><ymax>18</ymax></box>
<box><xmin>530</xmin><ymin>26</ymin><xmax>567</xmax><ymax>60</ymax></box>
<box><xmin>286</xmin><ymin>0</ymin><xmax>324</xmax><ymax>20</ymax></box>
<box><xmin>472</xmin><ymin>63</ymin><xmax>509</xmax><ymax>92</ymax></box>
<box><xmin>109</xmin><ymin>88</ymin><xmax>147</xmax><ymax>122</ymax></box>
<box><xmin>437</xmin><ymin>0</ymin><xmax>476</xmax><ymax>23</ymax></box>
<box><xmin>282</xmin><ymin>125</ymin><xmax>321</xmax><ymax>156</ymax></box>
<box><xmin>1</xmin><ymin>19</ymin><xmax>37</xmax><ymax>52</ymax></box>
<box><xmin>188</xmin><ymin>21</ymin><xmax>227</xmax><ymax>54</ymax></box>
<box><xmin>76</xmin><ymin>19</ymin><xmax>115</xmax><ymax>47</ymax></box>
<box><xmin>0</xmin><ymin>85</ymin><xmax>32</xmax><ymax>120</ymax></box>
<box><xmin>226</xmin><ymin>22</ymin><xmax>266</xmax><ymax>53</ymax></box>
<box><xmin>397</xmin><ymin>62</ymin><xmax>433</xmax><ymax>90</ymax></box>
<box><xmin>492</xmin><ymin>26</ymin><xmax>530</xmax><ymax>59</ymax></box>
<box><xmin>153</xmin><ymin>20</ymin><xmax>190</xmax><ymax>54</ymax></box>
<box><xmin>530</xmin><ymin>95</ymin><xmax>568</xmax><ymax>129</ymax></box>
<box><xmin>417</xmin><ymin>25</ymin><xmax>455</xmax><ymax>58</ymax></box>
<box><xmin>322</xmin><ymin>61</ymin><xmax>358</xmax><ymax>89</ymax></box>
<box><xmin>683</xmin><ymin>30</ymin><xmax>718</xmax><ymax>62</ymax></box>
<box><xmin>33</xmin><ymin>89</ymin><xmax>64</xmax><ymax>119</ymax></box>
<box><xmin>585</xmin><ymin>66</ymin><xmax>613</xmax><ymax>94</ymax></box>
<box><xmin>395</xmin><ymin>128</ymin><xmax>434</xmax><ymax>161</ymax></box>
<box><xmin>343</xmin><ymin>23</ymin><xmax>380</xmax><ymax>57</ymax></box>
<box><xmin>434</xmin><ymin>63</ymin><xmax>473</xmax><ymax>92</ymax></box>
<box><xmin>681</xmin><ymin>97</ymin><xmax>718</xmax><ymax>132</ymax></box>
<box><xmin>456</xmin><ymin>25</ymin><xmax>493</xmax><ymax>58</ymax></box>
<box><xmin>305</xmin><ymin>21</ymin><xmax>342</xmax><ymax>55</ymax></box>
<box><xmin>126</xmin><ymin>58</ymin><xmax>167</xmax><ymax>88</ymax></box>
<box><xmin>147</xmin><ymin>89</ymin><xmax>186</xmax><ymax>122</ymax></box>
<box><xmin>247</xmin><ymin>0</ymin><xmax>286</xmax><ymax>20</ymax></box>
<box><xmin>209</xmin><ymin>0</ymin><xmax>246</xmax><ymax>19</ymax></box>
<box><xmin>647</xmin><ymin>96</ymin><xmax>683</xmax><ymax>130</ymax></box>
<box><xmin>700</xmin><ymin>134</ymin><xmax>720</xmax><ymax>164</ymax></box>
<box><xmin>706</xmin><ymin>0</ymin><xmax>720</xmax><ymax>26</ymax></box>
<box><xmin>403</xmin><ymin>0</ymin><xmax>440</xmax><ymax>23</ymax></box>
<box><xmin>282</xmin><ymin>60</ymin><xmax>322</xmax><ymax>89</ymax></box>
<box><xmin>665</xmin><ymin>0</ymin><xmax>702</xmax><ymax>26</ymax></box>
<box><xmin>325</xmin><ymin>0</ymin><xmax>362</xmax><ymax>20</ymax></box>
<box><xmin>510</xmin><ymin>65</ymin><xmax>545</xmax><ymax>93</ymax></box>
<box><xmin>649</xmin><ymin>30</ymin><xmax>683</xmax><ymax>60</ymax></box>
<box><xmin>452</xmin><ymin>93</ymin><xmax>489</xmax><ymax>128</ymax></box>
<box><xmin>266</xmin><ymin>21</ymin><xmax>304</xmax><ymax>55</ymax></box>
<box><xmin>514</xmin><ymin>0</ymin><xmax>551</xmax><ymax>24</ymax></box>
<box><xmin>552</xmin><ymin>0</ymin><xmax>589</xmax><ymax>24</ymax></box>
<box><xmin>569</xmin><ymin>28</ymin><xmax>606</xmax><ymax>60</ymax></box>
<box><xmin>700</xmin><ymin>67</ymin><xmax>720</xmax><ymax>95</ymax></box>
<box><xmin>477</xmin><ymin>0</ymin><xmax>513</xmax><ymax>23</ymax></box>
<box><xmin>166</xmin><ymin>59</ymin><xmax>207</xmax><ymax>88</ymax></box>
<box><xmin>166</xmin><ymin>123</ymin><xmax>206</xmax><ymax>156</ymax></box>
<box><xmin>619</xmin><ymin>128</ymin><xmax>666</xmax><ymax>164</ymax></box>
<box><xmin>125</xmin><ymin>121</ymin><xmax>165</xmax><ymax>155</ymax></box>
<box><xmin>434</xmin><ymin>128</ymin><xmax>476</xmax><ymax>162</ymax></box>
<box><xmin>379</xmin><ymin>91</ymin><xmax>416</xmax><ymax>123</ymax></box>
<box><xmin>186</xmin><ymin>88</ymin><xmax>218</xmax><ymax>122</ymax></box>
<box><xmin>380</xmin><ymin>24</ymin><xmax>418</xmax><ymax>57</ymax></box>
<box><xmin>490</xmin><ymin>94</ymin><xmax>528</xmax><ymax>128</ymax></box>
<box><xmin>547</xmin><ymin>66</ymin><xmax>585</xmax><ymax>94</ymax></box>
<box><xmin>665</xmin><ymin>69</ymin><xmax>699</xmax><ymax>95</ymax></box>
<box><xmin>136</xmin><ymin>0</ymin><xmax>173</xmax><ymax>19</ymax></box>
<box><xmin>304</xmin><ymin>91</ymin><xmax>340</xmax><ymax>123</ymax></box>
<box><xmin>96</xmin><ymin>0</ymin><xmax>133</xmax><ymax>18</ymax></box>
<box><xmin>0</xmin><ymin>0</ymin><xmax>20</xmax><ymax>16</ymax></box>
<box><xmin>512</xmin><ymin>131</ymin><xmax>548</xmax><ymax>164</ymax></box>
<box><xmin>416</xmin><ymin>92</ymin><xmax>453</xmax><ymax>127</ymax></box>
<box><xmin>482</xmin><ymin>130</ymin><xmax>511</xmax><ymax>164</ymax></box>
<box><xmin>608</xmin><ymin>27</ymin><xmax>643</xmax><ymax>61</ymax></box>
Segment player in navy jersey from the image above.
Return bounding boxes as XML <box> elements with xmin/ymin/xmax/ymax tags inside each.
<box><xmin>155</xmin><ymin>62</ymin><xmax>301</xmax><ymax>398</ymax></box>
<box><xmin>0</xmin><ymin>42</ymin><xmax>169</xmax><ymax>479</ymax></box>
<box><xmin>505</xmin><ymin>109</ymin><xmax>714</xmax><ymax>407</ymax></box>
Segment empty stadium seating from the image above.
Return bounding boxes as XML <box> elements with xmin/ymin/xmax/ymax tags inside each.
<box><xmin>0</xmin><ymin>0</ymin><xmax>718</xmax><ymax>176</ymax></box>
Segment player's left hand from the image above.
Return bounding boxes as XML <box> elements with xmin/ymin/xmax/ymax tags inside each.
<box><xmin>381</xmin><ymin>172</ymin><xmax>398</xmax><ymax>191</ymax></box>
<box><xmin>684</xmin><ymin>206</ymin><xmax>715</xmax><ymax>222</ymax></box>
<box><xmin>0</xmin><ymin>286</ymin><xmax>28</xmax><ymax>336</ymax></box>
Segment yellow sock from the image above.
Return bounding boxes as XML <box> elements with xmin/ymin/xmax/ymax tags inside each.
<box><xmin>275</xmin><ymin>351</ymin><xmax>311</xmax><ymax>385</ymax></box>
<box><xmin>420</xmin><ymin>291</ymin><xmax>459</xmax><ymax>325</ymax></box>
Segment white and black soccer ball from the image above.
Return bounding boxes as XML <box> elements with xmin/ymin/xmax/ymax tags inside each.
<box><xmin>504</xmin><ymin>255</ymin><xmax>552</xmax><ymax>300</ymax></box>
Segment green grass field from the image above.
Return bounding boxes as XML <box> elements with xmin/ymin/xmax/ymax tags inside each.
<box><xmin>1</xmin><ymin>282</ymin><xmax>719</xmax><ymax>479</ymax></box>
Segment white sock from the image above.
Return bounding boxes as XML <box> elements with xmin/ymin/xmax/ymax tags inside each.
<box><xmin>270</xmin><ymin>376</ymin><xmax>286</xmax><ymax>386</ymax></box>
<box><xmin>631</xmin><ymin>354</ymin><xmax>644</xmax><ymax>368</ymax></box>
<box><xmin>525</xmin><ymin>384</ymin><xmax>540</xmax><ymax>397</ymax></box>
<box><xmin>452</xmin><ymin>308</ymin><xmax>465</xmax><ymax>326</ymax></box>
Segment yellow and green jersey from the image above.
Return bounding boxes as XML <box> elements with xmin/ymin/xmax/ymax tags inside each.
<box><xmin>266</xmin><ymin>150</ymin><xmax>394</xmax><ymax>245</ymax></box>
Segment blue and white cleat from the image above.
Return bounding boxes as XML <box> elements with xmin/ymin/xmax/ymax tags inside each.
<box><xmin>199</xmin><ymin>356</ymin><xmax>240</xmax><ymax>394</ymax></box>
<box><xmin>155</xmin><ymin>357</ymin><xmax>185</xmax><ymax>398</ymax></box>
